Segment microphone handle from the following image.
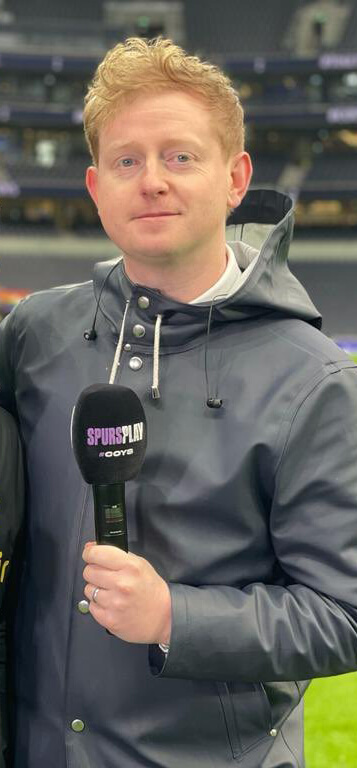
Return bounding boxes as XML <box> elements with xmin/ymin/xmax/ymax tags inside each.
<box><xmin>92</xmin><ymin>483</ymin><xmax>128</xmax><ymax>552</ymax></box>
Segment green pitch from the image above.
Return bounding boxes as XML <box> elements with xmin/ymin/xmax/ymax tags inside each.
<box><xmin>304</xmin><ymin>672</ymin><xmax>357</xmax><ymax>767</ymax></box>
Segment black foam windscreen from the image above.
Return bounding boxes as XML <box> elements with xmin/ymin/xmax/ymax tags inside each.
<box><xmin>71</xmin><ymin>384</ymin><xmax>147</xmax><ymax>485</ymax></box>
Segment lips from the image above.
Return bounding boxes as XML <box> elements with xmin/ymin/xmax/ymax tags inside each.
<box><xmin>135</xmin><ymin>212</ymin><xmax>179</xmax><ymax>219</ymax></box>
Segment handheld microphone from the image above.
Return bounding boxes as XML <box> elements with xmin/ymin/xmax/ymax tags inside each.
<box><xmin>71</xmin><ymin>384</ymin><xmax>147</xmax><ymax>551</ymax></box>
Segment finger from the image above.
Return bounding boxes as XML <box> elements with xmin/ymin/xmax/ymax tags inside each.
<box><xmin>88</xmin><ymin>600</ymin><xmax>112</xmax><ymax>630</ymax></box>
<box><xmin>84</xmin><ymin>584</ymin><xmax>99</xmax><ymax>603</ymax></box>
<box><xmin>82</xmin><ymin>543</ymin><xmax>130</xmax><ymax>569</ymax></box>
<box><xmin>83</xmin><ymin>564</ymin><xmax>119</xmax><ymax>590</ymax></box>
<box><xmin>84</xmin><ymin>583</ymin><xmax>110</xmax><ymax>607</ymax></box>
<box><xmin>85</xmin><ymin>588</ymin><xmax>121</xmax><ymax>635</ymax></box>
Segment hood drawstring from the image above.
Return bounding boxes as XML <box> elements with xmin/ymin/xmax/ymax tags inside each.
<box><xmin>205</xmin><ymin>294</ymin><xmax>227</xmax><ymax>409</ymax></box>
<box><xmin>109</xmin><ymin>299</ymin><xmax>130</xmax><ymax>385</ymax></box>
<box><xmin>109</xmin><ymin>303</ymin><xmax>163</xmax><ymax>399</ymax></box>
<box><xmin>152</xmin><ymin>314</ymin><xmax>163</xmax><ymax>400</ymax></box>
<box><xmin>94</xmin><ymin>284</ymin><xmax>223</xmax><ymax>409</ymax></box>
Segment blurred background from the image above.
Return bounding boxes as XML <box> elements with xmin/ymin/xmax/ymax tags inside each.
<box><xmin>0</xmin><ymin>0</ymin><xmax>356</xmax><ymax>363</ymax></box>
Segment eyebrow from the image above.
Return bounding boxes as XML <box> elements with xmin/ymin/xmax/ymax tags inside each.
<box><xmin>106</xmin><ymin>138</ymin><xmax>205</xmax><ymax>155</ymax></box>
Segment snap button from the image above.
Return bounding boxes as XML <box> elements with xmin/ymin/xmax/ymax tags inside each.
<box><xmin>71</xmin><ymin>719</ymin><xmax>85</xmax><ymax>732</ymax></box>
<box><xmin>77</xmin><ymin>600</ymin><xmax>90</xmax><ymax>614</ymax></box>
<box><xmin>124</xmin><ymin>343</ymin><xmax>131</xmax><ymax>351</ymax></box>
<box><xmin>270</xmin><ymin>728</ymin><xmax>278</xmax><ymax>737</ymax></box>
<box><xmin>133</xmin><ymin>324</ymin><xmax>146</xmax><ymax>338</ymax></box>
<box><xmin>138</xmin><ymin>296</ymin><xmax>150</xmax><ymax>309</ymax></box>
<box><xmin>129</xmin><ymin>356</ymin><xmax>143</xmax><ymax>371</ymax></box>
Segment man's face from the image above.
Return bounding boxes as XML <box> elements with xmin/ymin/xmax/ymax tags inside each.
<box><xmin>86</xmin><ymin>90</ymin><xmax>251</xmax><ymax>269</ymax></box>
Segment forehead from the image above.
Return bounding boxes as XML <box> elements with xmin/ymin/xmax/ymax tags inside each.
<box><xmin>98</xmin><ymin>90</ymin><xmax>219</xmax><ymax>151</ymax></box>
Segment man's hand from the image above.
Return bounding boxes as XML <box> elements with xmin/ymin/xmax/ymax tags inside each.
<box><xmin>82</xmin><ymin>543</ymin><xmax>172</xmax><ymax>645</ymax></box>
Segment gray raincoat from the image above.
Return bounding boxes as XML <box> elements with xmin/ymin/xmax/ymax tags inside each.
<box><xmin>0</xmin><ymin>409</ymin><xmax>24</xmax><ymax>768</ymax></box>
<box><xmin>0</xmin><ymin>189</ymin><xmax>357</xmax><ymax>768</ymax></box>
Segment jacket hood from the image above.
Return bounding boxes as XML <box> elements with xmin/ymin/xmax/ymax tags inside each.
<box><xmin>224</xmin><ymin>188</ymin><xmax>321</xmax><ymax>327</ymax></box>
<box><xmin>92</xmin><ymin>188</ymin><xmax>321</xmax><ymax>335</ymax></box>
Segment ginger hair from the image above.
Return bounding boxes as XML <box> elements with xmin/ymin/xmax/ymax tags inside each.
<box><xmin>83</xmin><ymin>37</ymin><xmax>245</xmax><ymax>164</ymax></box>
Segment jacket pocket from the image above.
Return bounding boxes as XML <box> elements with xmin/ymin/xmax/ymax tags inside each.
<box><xmin>216</xmin><ymin>681</ymin><xmax>272</xmax><ymax>759</ymax></box>
<box><xmin>263</xmin><ymin>679</ymin><xmax>310</xmax><ymax>731</ymax></box>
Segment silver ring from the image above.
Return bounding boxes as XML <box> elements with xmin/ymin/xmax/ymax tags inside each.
<box><xmin>92</xmin><ymin>586</ymin><xmax>100</xmax><ymax>603</ymax></box>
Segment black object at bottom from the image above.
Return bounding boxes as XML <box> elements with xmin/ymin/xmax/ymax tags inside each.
<box><xmin>93</xmin><ymin>483</ymin><xmax>128</xmax><ymax>552</ymax></box>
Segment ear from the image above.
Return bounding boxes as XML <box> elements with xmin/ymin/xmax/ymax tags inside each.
<box><xmin>227</xmin><ymin>152</ymin><xmax>253</xmax><ymax>209</ymax></box>
<box><xmin>86</xmin><ymin>165</ymin><xmax>99</xmax><ymax>207</ymax></box>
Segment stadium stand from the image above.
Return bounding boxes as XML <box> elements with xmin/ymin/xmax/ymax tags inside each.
<box><xmin>0</xmin><ymin>0</ymin><xmax>356</xmax><ymax>336</ymax></box>
<box><xmin>301</xmin><ymin>152</ymin><xmax>357</xmax><ymax>197</ymax></box>
<box><xmin>185</xmin><ymin>0</ymin><xmax>302</xmax><ymax>56</ymax></box>
<box><xmin>11</xmin><ymin>0</ymin><xmax>102</xmax><ymax>21</ymax></box>
<box><xmin>339</xmin><ymin>1</ymin><xmax>357</xmax><ymax>50</ymax></box>
<box><xmin>185</xmin><ymin>0</ymin><xmax>356</xmax><ymax>57</ymax></box>
<box><xmin>3</xmin><ymin>158</ymin><xmax>88</xmax><ymax>195</ymax></box>
<box><xmin>284</xmin><ymin>0</ymin><xmax>353</xmax><ymax>56</ymax></box>
<box><xmin>0</xmin><ymin>0</ymin><xmax>355</xmax><ymax>223</ymax></box>
<box><xmin>250</xmin><ymin>156</ymin><xmax>288</xmax><ymax>189</ymax></box>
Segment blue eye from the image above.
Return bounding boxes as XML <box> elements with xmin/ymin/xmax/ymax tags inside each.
<box><xmin>120</xmin><ymin>158</ymin><xmax>135</xmax><ymax>167</ymax></box>
<box><xmin>166</xmin><ymin>153</ymin><xmax>193</xmax><ymax>166</ymax></box>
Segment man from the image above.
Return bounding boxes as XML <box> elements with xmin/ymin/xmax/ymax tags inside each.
<box><xmin>0</xmin><ymin>409</ymin><xmax>24</xmax><ymax>768</ymax></box>
<box><xmin>0</xmin><ymin>37</ymin><xmax>356</xmax><ymax>768</ymax></box>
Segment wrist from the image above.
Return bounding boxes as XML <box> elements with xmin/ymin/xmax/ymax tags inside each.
<box><xmin>157</xmin><ymin>582</ymin><xmax>172</xmax><ymax>646</ymax></box>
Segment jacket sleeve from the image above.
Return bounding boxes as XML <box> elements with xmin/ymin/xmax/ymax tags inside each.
<box><xmin>0</xmin><ymin>407</ymin><xmax>24</xmax><ymax>766</ymax></box>
<box><xmin>0</xmin><ymin>310</ymin><xmax>17</xmax><ymax>417</ymax></box>
<box><xmin>152</xmin><ymin>363</ymin><xmax>357</xmax><ymax>682</ymax></box>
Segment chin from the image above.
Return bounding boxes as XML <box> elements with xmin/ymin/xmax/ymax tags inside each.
<box><xmin>125</xmin><ymin>245</ymin><xmax>178</xmax><ymax>265</ymax></box>
<box><xmin>131</xmin><ymin>238</ymin><xmax>179</xmax><ymax>258</ymax></box>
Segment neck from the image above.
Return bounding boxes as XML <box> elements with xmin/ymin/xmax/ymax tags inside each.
<box><xmin>123</xmin><ymin>246</ymin><xmax>228</xmax><ymax>303</ymax></box>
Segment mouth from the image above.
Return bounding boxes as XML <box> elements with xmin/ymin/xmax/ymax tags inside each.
<box><xmin>134</xmin><ymin>213</ymin><xmax>180</xmax><ymax>219</ymax></box>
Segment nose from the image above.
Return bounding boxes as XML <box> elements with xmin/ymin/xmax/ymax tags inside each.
<box><xmin>140</xmin><ymin>158</ymin><xmax>169</xmax><ymax>198</ymax></box>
